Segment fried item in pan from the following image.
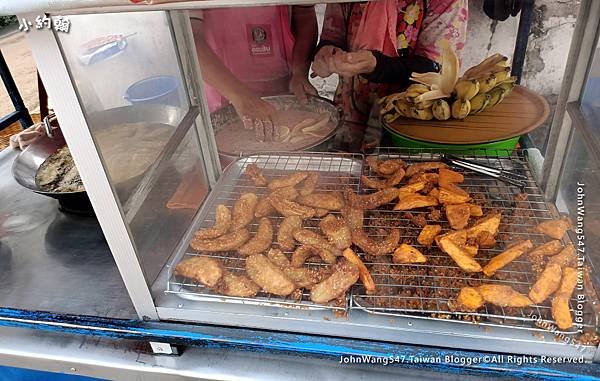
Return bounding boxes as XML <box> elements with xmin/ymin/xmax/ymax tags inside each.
<box><xmin>405</xmin><ymin>161</ymin><xmax>448</xmax><ymax>177</ymax></box>
<box><xmin>299</xmin><ymin>171</ymin><xmax>320</xmax><ymax>196</ymax></box>
<box><xmin>231</xmin><ymin>193</ymin><xmax>259</xmax><ymax>231</ymax></box>
<box><xmin>219</xmin><ymin>273</ymin><xmax>260</xmax><ymax>297</ymax></box>
<box><xmin>482</xmin><ymin>240</ymin><xmax>533</xmax><ymax>277</ymax></box>
<box><xmin>529</xmin><ymin>263</ymin><xmax>562</xmax><ymax>304</ymax></box>
<box><xmin>552</xmin><ymin>267</ymin><xmax>578</xmax><ymax>329</ymax></box>
<box><xmin>529</xmin><ymin>240</ymin><xmax>563</xmax><ymax>257</ymax></box>
<box><xmin>367</xmin><ymin>156</ymin><xmax>405</xmax><ymax>176</ymax></box>
<box><xmin>293</xmin><ymin>229</ymin><xmax>340</xmax><ymax>263</ymax></box>
<box><xmin>268</xmin><ymin>172</ymin><xmax>309</xmax><ymax>190</ymax></box>
<box><xmin>392</xmin><ymin>244</ymin><xmax>427</xmax><ymax>264</ymax></box>
<box><xmin>361</xmin><ymin>168</ymin><xmax>406</xmax><ymax>190</ymax></box>
<box><xmin>417</xmin><ymin>224</ymin><xmax>442</xmax><ymax>247</ymax></box>
<box><xmin>535</xmin><ymin>217</ymin><xmax>572</xmax><ymax>239</ymax></box>
<box><xmin>238</xmin><ymin>218</ymin><xmax>273</xmax><ymax>256</ymax></box>
<box><xmin>351</xmin><ymin>229</ymin><xmax>400</xmax><ymax>256</ymax></box>
<box><xmin>269</xmin><ymin>196</ymin><xmax>316</xmax><ymax>219</ymax></box>
<box><xmin>436</xmin><ymin>234</ymin><xmax>482</xmax><ymax>273</ymax></box>
<box><xmin>477</xmin><ymin>284</ymin><xmax>533</xmax><ymax>307</ymax></box>
<box><xmin>245</xmin><ymin>254</ymin><xmax>296</xmax><ymax>296</ymax></box>
<box><xmin>310</xmin><ymin>259</ymin><xmax>359</xmax><ymax>304</ymax></box>
<box><xmin>320</xmin><ymin>214</ymin><xmax>352</xmax><ymax>250</ymax></box>
<box><xmin>466</xmin><ymin>213</ymin><xmax>501</xmax><ymax>239</ymax></box>
<box><xmin>245</xmin><ymin>163</ymin><xmax>268</xmax><ymax>186</ymax></box>
<box><xmin>270</xmin><ymin>186</ymin><xmax>300</xmax><ymax>200</ymax></box>
<box><xmin>267</xmin><ymin>248</ymin><xmax>325</xmax><ymax>290</ymax></box>
<box><xmin>456</xmin><ymin>287</ymin><xmax>485</xmax><ymax>311</ymax></box>
<box><xmin>255</xmin><ymin>197</ymin><xmax>276</xmax><ymax>218</ymax></box>
<box><xmin>549</xmin><ymin>244</ymin><xmax>577</xmax><ymax>267</ymax></box>
<box><xmin>342</xmin><ymin>248</ymin><xmax>375</xmax><ymax>292</ymax></box>
<box><xmin>394</xmin><ymin>194</ymin><xmax>438</xmax><ymax>211</ymax></box>
<box><xmin>174</xmin><ymin>256</ymin><xmax>224</xmax><ymax>287</ymax></box>
<box><xmin>195</xmin><ymin>204</ymin><xmax>231</xmax><ymax>240</ymax></box>
<box><xmin>341</xmin><ymin>206</ymin><xmax>364</xmax><ymax>230</ymax></box>
<box><xmin>446</xmin><ymin>203</ymin><xmax>471</xmax><ymax>230</ymax></box>
<box><xmin>296</xmin><ymin>192</ymin><xmax>345</xmax><ymax>210</ymax></box>
<box><xmin>347</xmin><ymin>188</ymin><xmax>398</xmax><ymax>209</ymax></box>
<box><xmin>277</xmin><ymin>215</ymin><xmax>303</xmax><ymax>251</ymax></box>
<box><xmin>190</xmin><ymin>229</ymin><xmax>251</xmax><ymax>252</ymax></box>
<box><xmin>439</xmin><ymin>168</ymin><xmax>464</xmax><ymax>184</ymax></box>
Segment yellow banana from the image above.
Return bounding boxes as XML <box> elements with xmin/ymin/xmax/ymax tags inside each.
<box><xmin>496</xmin><ymin>80</ymin><xmax>515</xmax><ymax>96</ymax></box>
<box><xmin>432</xmin><ymin>99</ymin><xmax>451</xmax><ymax>121</ymax></box>
<box><xmin>485</xmin><ymin>87</ymin><xmax>506</xmax><ymax>109</ymax></box>
<box><xmin>463</xmin><ymin>54</ymin><xmax>508</xmax><ymax>79</ymax></box>
<box><xmin>454</xmin><ymin>79</ymin><xmax>480</xmax><ymax>100</ymax></box>
<box><xmin>451</xmin><ymin>99</ymin><xmax>471</xmax><ymax>119</ymax></box>
<box><xmin>414</xmin><ymin>100</ymin><xmax>434</xmax><ymax>110</ymax></box>
<box><xmin>383</xmin><ymin>112</ymin><xmax>401</xmax><ymax>123</ymax></box>
<box><xmin>469</xmin><ymin>93</ymin><xmax>491</xmax><ymax>114</ymax></box>
<box><xmin>411</xmin><ymin>107</ymin><xmax>434</xmax><ymax>121</ymax></box>
<box><xmin>493</xmin><ymin>67</ymin><xmax>511</xmax><ymax>82</ymax></box>
<box><xmin>477</xmin><ymin>74</ymin><xmax>497</xmax><ymax>94</ymax></box>
<box><xmin>406</xmin><ymin>84</ymin><xmax>430</xmax><ymax>94</ymax></box>
<box><xmin>394</xmin><ymin>100</ymin><xmax>412</xmax><ymax>116</ymax></box>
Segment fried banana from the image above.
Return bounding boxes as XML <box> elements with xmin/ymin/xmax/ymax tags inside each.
<box><xmin>466</xmin><ymin>213</ymin><xmax>501</xmax><ymax>239</ymax></box>
<box><xmin>439</xmin><ymin>168</ymin><xmax>464</xmax><ymax>184</ymax></box>
<box><xmin>347</xmin><ymin>188</ymin><xmax>398</xmax><ymax>209</ymax></box>
<box><xmin>314</xmin><ymin>208</ymin><xmax>329</xmax><ymax>217</ymax></box>
<box><xmin>267</xmin><ymin>248</ymin><xmax>325</xmax><ymax>290</ymax></box>
<box><xmin>245</xmin><ymin>254</ymin><xmax>296</xmax><ymax>296</ymax></box>
<box><xmin>320</xmin><ymin>214</ymin><xmax>352</xmax><ymax>250</ymax></box>
<box><xmin>529</xmin><ymin>240</ymin><xmax>563</xmax><ymax>257</ymax></box>
<box><xmin>341</xmin><ymin>206</ymin><xmax>364</xmax><ymax>230</ymax></box>
<box><xmin>535</xmin><ymin>217</ymin><xmax>572</xmax><ymax>239</ymax></box>
<box><xmin>190</xmin><ymin>229</ymin><xmax>251</xmax><ymax>252</ymax></box>
<box><xmin>238</xmin><ymin>217</ymin><xmax>273</xmax><ymax>256</ymax></box>
<box><xmin>342</xmin><ymin>248</ymin><xmax>375</xmax><ymax>292</ymax></box>
<box><xmin>394</xmin><ymin>193</ymin><xmax>438</xmax><ymax>211</ymax></box>
<box><xmin>269</xmin><ymin>196</ymin><xmax>316</xmax><ymax>219</ymax></box>
<box><xmin>296</xmin><ymin>192</ymin><xmax>345</xmax><ymax>210</ymax></box>
<box><xmin>351</xmin><ymin>229</ymin><xmax>400</xmax><ymax>256</ymax></box>
<box><xmin>174</xmin><ymin>256</ymin><xmax>224</xmax><ymax>287</ymax></box>
<box><xmin>367</xmin><ymin>156</ymin><xmax>405</xmax><ymax>176</ymax></box>
<box><xmin>268</xmin><ymin>172</ymin><xmax>309</xmax><ymax>190</ymax></box>
<box><xmin>310</xmin><ymin>259</ymin><xmax>359</xmax><ymax>304</ymax></box>
<box><xmin>299</xmin><ymin>171</ymin><xmax>320</xmax><ymax>196</ymax></box>
<box><xmin>219</xmin><ymin>273</ymin><xmax>260</xmax><ymax>297</ymax></box>
<box><xmin>477</xmin><ymin>284</ymin><xmax>532</xmax><ymax>307</ymax></box>
<box><xmin>405</xmin><ymin>161</ymin><xmax>447</xmax><ymax>177</ymax></box>
<box><xmin>552</xmin><ymin>267</ymin><xmax>578</xmax><ymax>329</ymax></box>
<box><xmin>270</xmin><ymin>186</ymin><xmax>300</xmax><ymax>200</ymax></box>
<box><xmin>293</xmin><ymin>229</ymin><xmax>340</xmax><ymax>263</ymax></box>
<box><xmin>255</xmin><ymin>197</ymin><xmax>275</xmax><ymax>218</ymax></box>
<box><xmin>456</xmin><ymin>287</ymin><xmax>485</xmax><ymax>311</ymax></box>
<box><xmin>446</xmin><ymin>203</ymin><xmax>471</xmax><ymax>230</ymax></box>
<box><xmin>437</xmin><ymin>234</ymin><xmax>482</xmax><ymax>273</ymax></box>
<box><xmin>245</xmin><ymin>163</ymin><xmax>268</xmax><ymax>186</ymax></box>
<box><xmin>549</xmin><ymin>244</ymin><xmax>577</xmax><ymax>268</ymax></box>
<box><xmin>417</xmin><ymin>224</ymin><xmax>442</xmax><ymax>247</ymax></box>
<box><xmin>291</xmin><ymin>245</ymin><xmax>318</xmax><ymax>267</ymax></box>
<box><xmin>231</xmin><ymin>193</ymin><xmax>259</xmax><ymax>231</ymax></box>
<box><xmin>529</xmin><ymin>263</ymin><xmax>562</xmax><ymax>304</ymax></box>
<box><xmin>482</xmin><ymin>240</ymin><xmax>533</xmax><ymax>277</ymax></box>
<box><xmin>277</xmin><ymin>215</ymin><xmax>302</xmax><ymax>251</ymax></box>
<box><xmin>195</xmin><ymin>204</ymin><xmax>231</xmax><ymax>240</ymax></box>
<box><xmin>393</xmin><ymin>244</ymin><xmax>427</xmax><ymax>264</ymax></box>
<box><xmin>361</xmin><ymin>168</ymin><xmax>405</xmax><ymax>190</ymax></box>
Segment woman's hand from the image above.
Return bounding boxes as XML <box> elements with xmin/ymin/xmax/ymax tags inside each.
<box><xmin>230</xmin><ymin>90</ymin><xmax>278</xmax><ymax>142</ymax></box>
<box><xmin>330</xmin><ymin>50</ymin><xmax>377</xmax><ymax>78</ymax></box>
<box><xmin>289</xmin><ymin>73</ymin><xmax>318</xmax><ymax>103</ymax></box>
<box><xmin>311</xmin><ymin>45</ymin><xmax>338</xmax><ymax>78</ymax></box>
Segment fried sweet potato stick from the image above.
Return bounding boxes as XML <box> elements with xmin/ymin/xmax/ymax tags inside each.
<box><xmin>268</xmin><ymin>172</ymin><xmax>309</xmax><ymax>190</ymax></box>
<box><xmin>438</xmin><ymin>186</ymin><xmax>471</xmax><ymax>205</ymax></box>
<box><xmin>342</xmin><ymin>248</ymin><xmax>375</xmax><ymax>292</ymax></box>
<box><xmin>446</xmin><ymin>203</ymin><xmax>471</xmax><ymax>230</ymax></box>
<box><xmin>245</xmin><ymin>254</ymin><xmax>296</xmax><ymax>296</ymax></box>
<box><xmin>551</xmin><ymin>267</ymin><xmax>579</xmax><ymax>330</ymax></box>
<box><xmin>549</xmin><ymin>244</ymin><xmax>577</xmax><ymax>267</ymax></box>
<box><xmin>529</xmin><ymin>263</ymin><xmax>562</xmax><ymax>304</ymax></box>
<box><xmin>437</xmin><ymin>234</ymin><xmax>482</xmax><ymax>273</ymax></box>
<box><xmin>392</xmin><ymin>244</ymin><xmax>427</xmax><ymax>264</ymax></box>
<box><xmin>482</xmin><ymin>240</ymin><xmax>533</xmax><ymax>277</ymax></box>
<box><xmin>347</xmin><ymin>188</ymin><xmax>398</xmax><ymax>209</ymax></box>
<box><xmin>466</xmin><ymin>213</ymin><xmax>501</xmax><ymax>239</ymax></box>
<box><xmin>535</xmin><ymin>217</ymin><xmax>572</xmax><ymax>240</ymax></box>
<box><xmin>439</xmin><ymin>168</ymin><xmax>464</xmax><ymax>184</ymax></box>
<box><xmin>456</xmin><ymin>287</ymin><xmax>485</xmax><ymax>311</ymax></box>
<box><xmin>174</xmin><ymin>256</ymin><xmax>224</xmax><ymax>287</ymax></box>
<box><xmin>296</xmin><ymin>192</ymin><xmax>345</xmax><ymax>210</ymax></box>
<box><xmin>299</xmin><ymin>171</ymin><xmax>320</xmax><ymax>196</ymax></box>
<box><xmin>310</xmin><ymin>260</ymin><xmax>359</xmax><ymax>303</ymax></box>
<box><xmin>405</xmin><ymin>161</ymin><xmax>447</xmax><ymax>177</ymax></box>
<box><xmin>238</xmin><ymin>217</ymin><xmax>273</xmax><ymax>256</ymax></box>
<box><xmin>529</xmin><ymin>240</ymin><xmax>563</xmax><ymax>257</ymax></box>
<box><xmin>394</xmin><ymin>194</ymin><xmax>438</xmax><ymax>211</ymax></box>
<box><xmin>245</xmin><ymin>163</ymin><xmax>268</xmax><ymax>186</ymax></box>
<box><xmin>195</xmin><ymin>204</ymin><xmax>231</xmax><ymax>240</ymax></box>
<box><xmin>468</xmin><ymin>204</ymin><xmax>483</xmax><ymax>217</ymax></box>
<box><xmin>417</xmin><ymin>224</ymin><xmax>442</xmax><ymax>247</ymax></box>
<box><xmin>351</xmin><ymin>229</ymin><xmax>400</xmax><ymax>256</ymax></box>
<box><xmin>190</xmin><ymin>229</ymin><xmax>251</xmax><ymax>252</ymax></box>
<box><xmin>409</xmin><ymin>172</ymin><xmax>438</xmax><ymax>185</ymax></box>
<box><xmin>397</xmin><ymin>181</ymin><xmax>427</xmax><ymax>199</ymax></box>
<box><xmin>269</xmin><ymin>196</ymin><xmax>316</xmax><ymax>219</ymax></box>
<box><xmin>293</xmin><ymin>229</ymin><xmax>340</xmax><ymax>263</ymax></box>
<box><xmin>320</xmin><ymin>214</ymin><xmax>352</xmax><ymax>250</ymax></box>
<box><xmin>231</xmin><ymin>193</ymin><xmax>259</xmax><ymax>231</ymax></box>
<box><xmin>277</xmin><ymin>215</ymin><xmax>302</xmax><ymax>251</ymax></box>
<box><xmin>477</xmin><ymin>284</ymin><xmax>532</xmax><ymax>307</ymax></box>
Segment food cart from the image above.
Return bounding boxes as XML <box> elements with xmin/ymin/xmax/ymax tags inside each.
<box><xmin>0</xmin><ymin>0</ymin><xmax>599</xmax><ymax>379</ymax></box>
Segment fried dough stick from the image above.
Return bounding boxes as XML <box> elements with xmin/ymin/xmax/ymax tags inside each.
<box><xmin>293</xmin><ymin>229</ymin><xmax>339</xmax><ymax>263</ymax></box>
<box><xmin>245</xmin><ymin>254</ymin><xmax>296</xmax><ymax>296</ymax></box>
<box><xmin>245</xmin><ymin>163</ymin><xmax>268</xmax><ymax>186</ymax></box>
<box><xmin>190</xmin><ymin>229</ymin><xmax>251</xmax><ymax>252</ymax></box>
<box><xmin>347</xmin><ymin>188</ymin><xmax>398</xmax><ymax>209</ymax></box>
<box><xmin>269</xmin><ymin>196</ymin><xmax>316</xmax><ymax>219</ymax></box>
<box><xmin>268</xmin><ymin>172</ymin><xmax>309</xmax><ymax>190</ymax></box>
<box><xmin>529</xmin><ymin>263</ymin><xmax>562</xmax><ymax>304</ymax></box>
<box><xmin>477</xmin><ymin>284</ymin><xmax>533</xmax><ymax>307</ymax></box>
<box><xmin>238</xmin><ymin>217</ymin><xmax>273</xmax><ymax>256</ymax></box>
<box><xmin>552</xmin><ymin>267</ymin><xmax>579</xmax><ymax>330</ymax></box>
<box><xmin>277</xmin><ymin>215</ymin><xmax>302</xmax><ymax>251</ymax></box>
<box><xmin>299</xmin><ymin>171</ymin><xmax>319</xmax><ymax>196</ymax></box>
<box><xmin>297</xmin><ymin>192</ymin><xmax>345</xmax><ymax>210</ymax></box>
<box><xmin>482</xmin><ymin>240</ymin><xmax>533</xmax><ymax>277</ymax></box>
<box><xmin>195</xmin><ymin>204</ymin><xmax>231</xmax><ymax>240</ymax></box>
<box><xmin>351</xmin><ymin>229</ymin><xmax>400</xmax><ymax>256</ymax></box>
<box><xmin>361</xmin><ymin>168</ymin><xmax>406</xmax><ymax>190</ymax></box>
<box><xmin>535</xmin><ymin>217</ymin><xmax>572</xmax><ymax>240</ymax></box>
<box><xmin>231</xmin><ymin>193</ymin><xmax>259</xmax><ymax>231</ymax></box>
<box><xmin>320</xmin><ymin>214</ymin><xmax>352</xmax><ymax>250</ymax></box>
<box><xmin>310</xmin><ymin>259</ymin><xmax>359</xmax><ymax>304</ymax></box>
<box><xmin>174</xmin><ymin>256</ymin><xmax>224</xmax><ymax>287</ymax></box>
<box><xmin>366</xmin><ymin>156</ymin><xmax>405</xmax><ymax>176</ymax></box>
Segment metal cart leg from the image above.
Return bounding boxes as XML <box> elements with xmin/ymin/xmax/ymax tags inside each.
<box><xmin>0</xmin><ymin>49</ymin><xmax>33</xmax><ymax>130</ymax></box>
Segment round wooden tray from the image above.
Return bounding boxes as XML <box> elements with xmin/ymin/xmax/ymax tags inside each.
<box><xmin>384</xmin><ymin>85</ymin><xmax>550</xmax><ymax>145</ymax></box>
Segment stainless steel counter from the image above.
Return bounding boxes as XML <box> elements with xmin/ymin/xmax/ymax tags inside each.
<box><xmin>0</xmin><ymin>148</ymin><xmax>136</xmax><ymax>319</ymax></box>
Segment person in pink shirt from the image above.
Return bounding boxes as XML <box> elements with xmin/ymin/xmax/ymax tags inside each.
<box><xmin>191</xmin><ymin>6</ymin><xmax>318</xmax><ymax>141</ymax></box>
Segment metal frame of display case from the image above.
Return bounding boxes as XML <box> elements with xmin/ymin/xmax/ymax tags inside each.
<box><xmin>0</xmin><ymin>0</ymin><xmax>598</xmax><ymax>370</ymax></box>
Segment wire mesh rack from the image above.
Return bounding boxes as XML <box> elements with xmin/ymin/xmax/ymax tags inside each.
<box><xmin>166</xmin><ymin>152</ymin><xmax>363</xmax><ymax>311</ymax></box>
<box><xmin>351</xmin><ymin>148</ymin><xmax>596</xmax><ymax>334</ymax></box>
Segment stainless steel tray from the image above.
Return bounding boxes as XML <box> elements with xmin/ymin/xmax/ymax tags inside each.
<box><xmin>166</xmin><ymin>152</ymin><xmax>363</xmax><ymax>311</ymax></box>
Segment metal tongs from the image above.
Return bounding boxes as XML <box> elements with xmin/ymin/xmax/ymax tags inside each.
<box><xmin>441</xmin><ymin>154</ymin><xmax>528</xmax><ymax>188</ymax></box>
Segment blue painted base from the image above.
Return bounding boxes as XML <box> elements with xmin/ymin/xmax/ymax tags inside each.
<box><xmin>0</xmin><ymin>366</ymin><xmax>105</xmax><ymax>381</ymax></box>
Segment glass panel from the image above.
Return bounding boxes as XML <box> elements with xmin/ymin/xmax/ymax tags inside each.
<box><xmin>580</xmin><ymin>36</ymin><xmax>600</xmax><ymax>132</ymax></box>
